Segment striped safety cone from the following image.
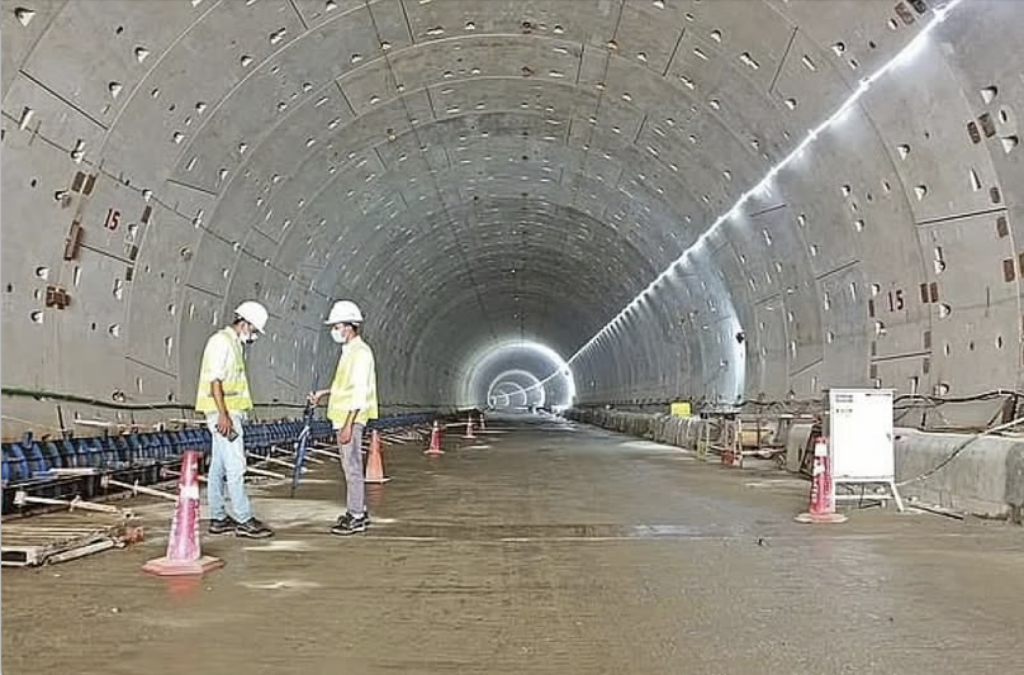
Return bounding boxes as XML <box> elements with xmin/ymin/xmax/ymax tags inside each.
<box><xmin>364</xmin><ymin>430</ymin><xmax>391</xmax><ymax>483</ymax></box>
<box><xmin>424</xmin><ymin>421</ymin><xmax>445</xmax><ymax>456</ymax></box>
<box><xmin>795</xmin><ymin>437</ymin><xmax>848</xmax><ymax>524</ymax></box>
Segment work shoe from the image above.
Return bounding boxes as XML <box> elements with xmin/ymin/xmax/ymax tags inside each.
<box><xmin>330</xmin><ymin>513</ymin><xmax>368</xmax><ymax>536</ymax></box>
<box><xmin>334</xmin><ymin>511</ymin><xmax>370</xmax><ymax>527</ymax></box>
<box><xmin>235</xmin><ymin>518</ymin><xmax>275</xmax><ymax>539</ymax></box>
<box><xmin>208</xmin><ymin>516</ymin><xmax>238</xmax><ymax>535</ymax></box>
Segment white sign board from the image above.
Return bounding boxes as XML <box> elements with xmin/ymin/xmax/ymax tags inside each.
<box><xmin>828</xmin><ymin>389</ymin><xmax>895</xmax><ymax>483</ymax></box>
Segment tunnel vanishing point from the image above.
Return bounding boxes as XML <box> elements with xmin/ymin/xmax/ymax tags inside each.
<box><xmin>2</xmin><ymin>0</ymin><xmax>1023</xmax><ymax>435</ymax></box>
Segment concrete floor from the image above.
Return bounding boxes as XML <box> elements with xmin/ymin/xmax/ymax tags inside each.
<box><xmin>3</xmin><ymin>415</ymin><xmax>1023</xmax><ymax>675</ymax></box>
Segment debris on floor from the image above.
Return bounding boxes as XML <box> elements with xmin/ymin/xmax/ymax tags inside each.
<box><xmin>1</xmin><ymin>509</ymin><xmax>144</xmax><ymax>568</ymax></box>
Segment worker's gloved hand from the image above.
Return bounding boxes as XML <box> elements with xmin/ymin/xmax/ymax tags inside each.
<box><xmin>216</xmin><ymin>412</ymin><xmax>234</xmax><ymax>439</ymax></box>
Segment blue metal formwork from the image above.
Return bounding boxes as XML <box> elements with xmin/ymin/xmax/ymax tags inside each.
<box><xmin>40</xmin><ymin>440</ymin><xmax>63</xmax><ymax>470</ymax></box>
<box><xmin>2</xmin><ymin>411</ymin><xmax>442</xmax><ymax>515</ymax></box>
<box><xmin>3</xmin><ymin>442</ymin><xmax>29</xmax><ymax>484</ymax></box>
<box><xmin>70</xmin><ymin>438</ymin><xmax>90</xmax><ymax>468</ymax></box>
<box><xmin>55</xmin><ymin>438</ymin><xmax>76</xmax><ymax>467</ymax></box>
<box><xmin>85</xmin><ymin>437</ymin><xmax>107</xmax><ymax>469</ymax></box>
<box><xmin>23</xmin><ymin>435</ymin><xmax>50</xmax><ymax>478</ymax></box>
<box><xmin>140</xmin><ymin>434</ymin><xmax>159</xmax><ymax>463</ymax></box>
<box><xmin>157</xmin><ymin>432</ymin><xmax>175</xmax><ymax>461</ymax></box>
<box><xmin>99</xmin><ymin>435</ymin><xmax>120</xmax><ymax>468</ymax></box>
<box><xmin>112</xmin><ymin>435</ymin><xmax>133</xmax><ymax>468</ymax></box>
<box><xmin>169</xmin><ymin>430</ymin><xmax>187</xmax><ymax>457</ymax></box>
<box><xmin>126</xmin><ymin>433</ymin><xmax>145</xmax><ymax>466</ymax></box>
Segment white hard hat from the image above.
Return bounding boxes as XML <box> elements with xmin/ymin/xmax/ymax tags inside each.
<box><xmin>234</xmin><ymin>300</ymin><xmax>269</xmax><ymax>333</ymax></box>
<box><xmin>324</xmin><ymin>300</ymin><xmax>363</xmax><ymax>325</ymax></box>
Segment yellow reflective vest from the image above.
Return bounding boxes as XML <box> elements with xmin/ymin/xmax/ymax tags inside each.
<box><xmin>327</xmin><ymin>336</ymin><xmax>379</xmax><ymax>427</ymax></box>
<box><xmin>195</xmin><ymin>327</ymin><xmax>253</xmax><ymax>413</ymax></box>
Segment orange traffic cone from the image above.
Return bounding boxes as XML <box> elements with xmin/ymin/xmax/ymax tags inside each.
<box><xmin>795</xmin><ymin>436</ymin><xmax>848</xmax><ymax>524</ymax></box>
<box><xmin>462</xmin><ymin>414</ymin><xmax>476</xmax><ymax>440</ymax></box>
<box><xmin>424</xmin><ymin>421</ymin><xmax>444</xmax><ymax>455</ymax></box>
<box><xmin>142</xmin><ymin>450</ymin><xmax>225</xmax><ymax>576</ymax></box>
<box><xmin>365</xmin><ymin>430</ymin><xmax>391</xmax><ymax>484</ymax></box>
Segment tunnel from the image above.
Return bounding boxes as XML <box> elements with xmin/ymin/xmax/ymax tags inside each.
<box><xmin>4</xmin><ymin>2</ymin><xmax>1024</xmax><ymax>672</ymax></box>
<box><xmin>3</xmin><ymin>0</ymin><xmax>1022</xmax><ymax>435</ymax></box>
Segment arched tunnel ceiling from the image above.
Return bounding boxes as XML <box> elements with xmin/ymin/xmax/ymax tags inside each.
<box><xmin>2</xmin><ymin>0</ymin><xmax>1023</xmax><ymax>433</ymax></box>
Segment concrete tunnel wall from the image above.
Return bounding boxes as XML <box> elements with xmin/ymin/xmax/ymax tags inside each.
<box><xmin>2</xmin><ymin>0</ymin><xmax>1023</xmax><ymax>437</ymax></box>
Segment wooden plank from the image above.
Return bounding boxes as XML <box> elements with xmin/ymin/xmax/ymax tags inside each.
<box><xmin>46</xmin><ymin>540</ymin><xmax>117</xmax><ymax>565</ymax></box>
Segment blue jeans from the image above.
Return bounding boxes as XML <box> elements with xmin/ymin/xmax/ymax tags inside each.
<box><xmin>205</xmin><ymin>411</ymin><xmax>252</xmax><ymax>523</ymax></box>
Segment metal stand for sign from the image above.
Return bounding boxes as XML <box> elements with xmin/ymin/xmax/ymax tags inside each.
<box><xmin>824</xmin><ymin>389</ymin><xmax>904</xmax><ymax>512</ymax></box>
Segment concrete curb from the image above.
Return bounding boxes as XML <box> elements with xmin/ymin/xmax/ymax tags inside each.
<box><xmin>566</xmin><ymin>408</ymin><xmax>1023</xmax><ymax>523</ymax></box>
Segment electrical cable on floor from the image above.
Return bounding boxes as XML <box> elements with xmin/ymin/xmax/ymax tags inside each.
<box><xmin>895</xmin><ymin>414</ymin><xmax>1024</xmax><ymax>487</ymax></box>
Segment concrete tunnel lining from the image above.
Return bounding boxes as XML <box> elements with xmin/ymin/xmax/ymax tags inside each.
<box><xmin>2</xmin><ymin>0</ymin><xmax>1023</xmax><ymax>435</ymax></box>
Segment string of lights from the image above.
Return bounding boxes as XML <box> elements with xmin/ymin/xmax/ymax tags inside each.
<box><xmin>522</xmin><ymin>0</ymin><xmax>966</xmax><ymax>400</ymax></box>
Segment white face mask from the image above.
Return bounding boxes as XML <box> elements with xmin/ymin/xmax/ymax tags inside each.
<box><xmin>242</xmin><ymin>323</ymin><xmax>259</xmax><ymax>344</ymax></box>
<box><xmin>330</xmin><ymin>326</ymin><xmax>345</xmax><ymax>344</ymax></box>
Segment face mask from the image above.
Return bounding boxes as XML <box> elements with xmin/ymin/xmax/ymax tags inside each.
<box><xmin>242</xmin><ymin>324</ymin><xmax>259</xmax><ymax>344</ymax></box>
<box><xmin>330</xmin><ymin>326</ymin><xmax>345</xmax><ymax>344</ymax></box>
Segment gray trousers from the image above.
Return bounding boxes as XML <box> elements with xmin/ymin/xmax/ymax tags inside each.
<box><xmin>337</xmin><ymin>423</ymin><xmax>366</xmax><ymax>515</ymax></box>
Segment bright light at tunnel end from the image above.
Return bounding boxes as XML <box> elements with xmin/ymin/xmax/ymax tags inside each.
<box><xmin>465</xmin><ymin>340</ymin><xmax>577</xmax><ymax>410</ymax></box>
<box><xmin>561</xmin><ymin>0</ymin><xmax>965</xmax><ymax>371</ymax></box>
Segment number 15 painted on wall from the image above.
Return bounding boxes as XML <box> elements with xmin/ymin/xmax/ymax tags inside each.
<box><xmin>887</xmin><ymin>289</ymin><xmax>905</xmax><ymax>312</ymax></box>
<box><xmin>104</xmin><ymin>208</ymin><xmax>121</xmax><ymax>231</ymax></box>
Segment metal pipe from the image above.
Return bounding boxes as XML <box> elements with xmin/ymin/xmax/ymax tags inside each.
<box><xmin>101</xmin><ymin>477</ymin><xmax>177</xmax><ymax>502</ymax></box>
<box><xmin>13</xmin><ymin>492</ymin><xmax>124</xmax><ymax>515</ymax></box>
<box><xmin>247</xmin><ymin>453</ymin><xmax>297</xmax><ymax>470</ymax></box>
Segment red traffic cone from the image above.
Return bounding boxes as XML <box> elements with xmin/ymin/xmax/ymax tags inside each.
<box><xmin>462</xmin><ymin>414</ymin><xmax>476</xmax><ymax>440</ymax></box>
<box><xmin>142</xmin><ymin>450</ymin><xmax>225</xmax><ymax>576</ymax></box>
<box><xmin>365</xmin><ymin>430</ymin><xmax>391</xmax><ymax>484</ymax></box>
<box><xmin>424</xmin><ymin>421</ymin><xmax>445</xmax><ymax>455</ymax></box>
<box><xmin>795</xmin><ymin>436</ymin><xmax>848</xmax><ymax>524</ymax></box>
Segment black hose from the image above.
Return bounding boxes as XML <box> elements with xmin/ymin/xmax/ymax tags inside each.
<box><xmin>0</xmin><ymin>386</ymin><xmax>306</xmax><ymax>411</ymax></box>
<box><xmin>896</xmin><ymin>414</ymin><xmax>1024</xmax><ymax>486</ymax></box>
<box><xmin>2</xmin><ymin>386</ymin><xmax>443</xmax><ymax>413</ymax></box>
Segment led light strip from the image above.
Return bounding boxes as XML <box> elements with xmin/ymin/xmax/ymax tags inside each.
<box><xmin>569</xmin><ymin>0</ymin><xmax>965</xmax><ymax>364</ymax></box>
<box><xmin>521</xmin><ymin>0</ymin><xmax>966</xmax><ymax>397</ymax></box>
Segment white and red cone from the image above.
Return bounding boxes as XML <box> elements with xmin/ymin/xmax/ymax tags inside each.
<box><xmin>795</xmin><ymin>436</ymin><xmax>848</xmax><ymax>524</ymax></box>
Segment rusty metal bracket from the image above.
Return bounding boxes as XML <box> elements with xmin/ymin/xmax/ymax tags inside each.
<box><xmin>44</xmin><ymin>285</ymin><xmax>71</xmax><ymax>309</ymax></box>
<box><xmin>63</xmin><ymin>220</ymin><xmax>83</xmax><ymax>261</ymax></box>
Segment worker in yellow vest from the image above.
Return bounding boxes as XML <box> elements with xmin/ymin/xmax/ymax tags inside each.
<box><xmin>195</xmin><ymin>301</ymin><xmax>274</xmax><ymax>539</ymax></box>
<box><xmin>308</xmin><ymin>300</ymin><xmax>379</xmax><ymax>535</ymax></box>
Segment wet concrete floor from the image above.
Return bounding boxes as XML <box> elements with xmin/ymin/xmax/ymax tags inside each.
<box><xmin>3</xmin><ymin>414</ymin><xmax>1023</xmax><ymax>674</ymax></box>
